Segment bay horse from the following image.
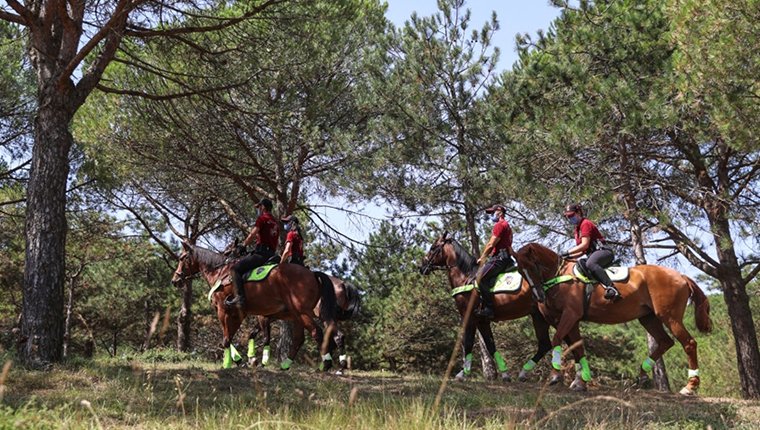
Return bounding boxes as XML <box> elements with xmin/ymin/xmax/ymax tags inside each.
<box><xmin>420</xmin><ymin>232</ymin><xmax>582</xmax><ymax>382</ymax></box>
<box><xmin>171</xmin><ymin>241</ymin><xmax>339</xmax><ymax>371</ymax></box>
<box><xmin>245</xmin><ymin>275</ymin><xmax>361</xmax><ymax>374</ymax></box>
<box><xmin>514</xmin><ymin>242</ymin><xmax>712</xmax><ymax>395</ymax></box>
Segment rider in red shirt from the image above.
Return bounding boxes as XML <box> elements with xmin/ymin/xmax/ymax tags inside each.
<box><xmin>475</xmin><ymin>204</ymin><xmax>516</xmax><ymax>319</ymax></box>
<box><xmin>226</xmin><ymin>198</ymin><xmax>280</xmax><ymax>308</ymax></box>
<box><xmin>561</xmin><ymin>203</ymin><xmax>620</xmax><ymax>301</ymax></box>
<box><xmin>280</xmin><ymin>214</ymin><xmax>305</xmax><ymax>266</ymax></box>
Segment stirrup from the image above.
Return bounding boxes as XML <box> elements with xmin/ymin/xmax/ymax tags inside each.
<box><xmin>475</xmin><ymin>306</ymin><xmax>495</xmax><ymax>319</ymax></box>
<box><xmin>603</xmin><ymin>287</ymin><xmax>621</xmax><ymax>301</ymax></box>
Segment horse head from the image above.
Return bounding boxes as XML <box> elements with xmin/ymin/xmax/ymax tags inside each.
<box><xmin>515</xmin><ymin>243</ymin><xmax>562</xmax><ymax>286</ymax></box>
<box><xmin>420</xmin><ymin>231</ymin><xmax>453</xmax><ymax>275</ymax></box>
<box><xmin>171</xmin><ymin>241</ymin><xmax>199</xmax><ymax>286</ymax></box>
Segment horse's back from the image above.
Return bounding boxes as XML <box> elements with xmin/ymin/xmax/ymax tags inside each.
<box><xmin>628</xmin><ymin>264</ymin><xmax>691</xmax><ymax>304</ymax></box>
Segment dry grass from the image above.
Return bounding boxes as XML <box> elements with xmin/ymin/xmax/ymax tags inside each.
<box><xmin>0</xmin><ymin>355</ymin><xmax>758</xmax><ymax>429</ymax></box>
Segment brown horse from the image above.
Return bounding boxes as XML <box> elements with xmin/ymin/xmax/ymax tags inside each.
<box><xmin>246</xmin><ymin>276</ymin><xmax>361</xmax><ymax>374</ymax></box>
<box><xmin>514</xmin><ymin>242</ymin><xmax>712</xmax><ymax>395</ymax></box>
<box><xmin>171</xmin><ymin>242</ymin><xmax>338</xmax><ymax>371</ymax></box>
<box><xmin>420</xmin><ymin>232</ymin><xmax>582</xmax><ymax>382</ymax></box>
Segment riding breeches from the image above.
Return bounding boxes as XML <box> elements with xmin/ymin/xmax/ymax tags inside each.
<box><xmin>585</xmin><ymin>249</ymin><xmax>614</xmax><ymax>287</ymax></box>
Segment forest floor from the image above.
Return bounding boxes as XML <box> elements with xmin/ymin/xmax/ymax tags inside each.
<box><xmin>2</xmin><ymin>357</ymin><xmax>760</xmax><ymax>429</ymax></box>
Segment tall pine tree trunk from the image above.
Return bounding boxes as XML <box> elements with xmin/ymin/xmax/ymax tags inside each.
<box><xmin>21</xmin><ymin>102</ymin><xmax>74</xmax><ymax>368</ymax></box>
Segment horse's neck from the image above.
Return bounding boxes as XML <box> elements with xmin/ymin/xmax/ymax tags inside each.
<box><xmin>199</xmin><ymin>260</ymin><xmax>230</xmax><ymax>286</ymax></box>
<box><xmin>445</xmin><ymin>245</ymin><xmax>475</xmax><ymax>287</ymax></box>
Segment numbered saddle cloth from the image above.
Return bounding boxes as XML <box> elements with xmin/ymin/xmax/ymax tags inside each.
<box><xmin>572</xmin><ymin>264</ymin><xmax>629</xmax><ymax>283</ymax></box>
<box><xmin>450</xmin><ymin>268</ymin><xmax>523</xmax><ymax>297</ymax></box>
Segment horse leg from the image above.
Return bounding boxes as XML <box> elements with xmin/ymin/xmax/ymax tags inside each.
<box><xmin>260</xmin><ymin>317</ymin><xmax>272</xmax><ymax>367</ymax></box>
<box><xmin>564</xmin><ymin>326</ymin><xmax>589</xmax><ymax>392</ymax></box>
<box><xmin>221</xmin><ymin>312</ymin><xmax>243</xmax><ymax>369</ymax></box>
<box><xmin>548</xmin><ymin>310</ymin><xmax>582</xmax><ymax>386</ymax></box>
<box><xmin>477</xmin><ymin>320</ymin><xmax>510</xmax><ymax>382</ymax></box>
<box><xmin>663</xmin><ymin>317</ymin><xmax>700</xmax><ymax>395</ymax></box>
<box><xmin>333</xmin><ymin>328</ymin><xmax>348</xmax><ymax>374</ymax></box>
<box><xmin>519</xmin><ymin>310</ymin><xmax>553</xmax><ymax>382</ymax></box>
<box><xmin>637</xmin><ymin>314</ymin><xmax>675</xmax><ymax>388</ymax></box>
<box><xmin>299</xmin><ymin>314</ymin><xmax>333</xmax><ymax>372</ymax></box>
<box><xmin>282</xmin><ymin>319</ymin><xmax>305</xmax><ymax>371</ymax></box>
<box><xmin>456</xmin><ymin>316</ymin><xmax>478</xmax><ymax>381</ymax></box>
<box><xmin>246</xmin><ymin>316</ymin><xmax>263</xmax><ymax>367</ymax></box>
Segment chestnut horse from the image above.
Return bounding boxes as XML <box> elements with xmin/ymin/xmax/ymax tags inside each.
<box><xmin>514</xmin><ymin>242</ymin><xmax>712</xmax><ymax>395</ymax></box>
<box><xmin>246</xmin><ymin>276</ymin><xmax>361</xmax><ymax>374</ymax></box>
<box><xmin>171</xmin><ymin>242</ymin><xmax>338</xmax><ymax>371</ymax></box>
<box><xmin>420</xmin><ymin>232</ymin><xmax>582</xmax><ymax>383</ymax></box>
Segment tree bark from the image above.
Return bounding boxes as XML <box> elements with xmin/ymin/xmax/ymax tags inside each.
<box><xmin>722</xmin><ymin>275</ymin><xmax>760</xmax><ymax>398</ymax></box>
<box><xmin>177</xmin><ymin>278</ymin><xmax>193</xmax><ymax>352</ymax></box>
<box><xmin>62</xmin><ymin>280</ymin><xmax>75</xmax><ymax>359</ymax></box>
<box><xmin>21</xmin><ymin>104</ymin><xmax>74</xmax><ymax>368</ymax></box>
<box><xmin>477</xmin><ymin>332</ymin><xmax>496</xmax><ymax>380</ymax></box>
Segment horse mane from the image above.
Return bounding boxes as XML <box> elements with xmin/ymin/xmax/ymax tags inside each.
<box><xmin>191</xmin><ymin>245</ymin><xmax>228</xmax><ymax>267</ymax></box>
<box><xmin>449</xmin><ymin>240</ymin><xmax>478</xmax><ymax>276</ymax></box>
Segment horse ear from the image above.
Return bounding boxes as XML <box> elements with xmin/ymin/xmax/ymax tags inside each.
<box><xmin>442</xmin><ymin>230</ymin><xmax>449</xmax><ymax>240</ymax></box>
<box><xmin>181</xmin><ymin>240</ymin><xmax>191</xmax><ymax>251</ymax></box>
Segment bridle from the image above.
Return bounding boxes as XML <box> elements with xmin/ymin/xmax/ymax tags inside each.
<box><xmin>420</xmin><ymin>240</ymin><xmax>454</xmax><ymax>274</ymax></box>
<box><xmin>173</xmin><ymin>251</ymin><xmax>201</xmax><ymax>283</ymax></box>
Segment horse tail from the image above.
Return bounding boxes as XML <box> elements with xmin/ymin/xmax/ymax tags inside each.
<box><xmin>684</xmin><ymin>275</ymin><xmax>712</xmax><ymax>333</ymax></box>
<box><xmin>338</xmin><ymin>281</ymin><xmax>362</xmax><ymax>321</ymax></box>
<box><xmin>314</xmin><ymin>271</ymin><xmax>338</xmax><ymax>324</ymax></box>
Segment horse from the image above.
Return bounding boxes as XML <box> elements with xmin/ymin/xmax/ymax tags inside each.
<box><xmin>245</xmin><ymin>275</ymin><xmax>361</xmax><ymax>374</ymax></box>
<box><xmin>171</xmin><ymin>241</ymin><xmax>339</xmax><ymax>371</ymax></box>
<box><xmin>514</xmin><ymin>242</ymin><xmax>712</xmax><ymax>395</ymax></box>
<box><xmin>420</xmin><ymin>231</ymin><xmax>583</xmax><ymax>383</ymax></box>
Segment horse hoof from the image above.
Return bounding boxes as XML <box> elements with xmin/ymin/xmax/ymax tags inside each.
<box><xmin>454</xmin><ymin>370</ymin><xmax>466</xmax><ymax>381</ymax></box>
<box><xmin>335</xmin><ymin>369</ymin><xmax>344</xmax><ymax>376</ymax></box>
<box><xmin>517</xmin><ymin>370</ymin><xmax>529</xmax><ymax>382</ymax></box>
<box><xmin>637</xmin><ymin>374</ymin><xmax>651</xmax><ymax>388</ymax></box>
<box><xmin>570</xmin><ymin>379</ymin><xmax>587</xmax><ymax>392</ymax></box>
<box><xmin>248</xmin><ymin>357</ymin><xmax>258</xmax><ymax>367</ymax></box>
<box><xmin>679</xmin><ymin>386</ymin><xmax>696</xmax><ymax>396</ymax></box>
<box><xmin>339</xmin><ymin>360</ymin><xmax>348</xmax><ymax>369</ymax></box>
<box><xmin>549</xmin><ymin>373</ymin><xmax>562</xmax><ymax>386</ymax></box>
<box><xmin>321</xmin><ymin>360</ymin><xmax>333</xmax><ymax>372</ymax></box>
<box><xmin>500</xmin><ymin>372</ymin><xmax>511</xmax><ymax>383</ymax></box>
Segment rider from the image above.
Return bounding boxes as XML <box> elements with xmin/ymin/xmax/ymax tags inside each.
<box><xmin>475</xmin><ymin>204</ymin><xmax>516</xmax><ymax>319</ymax></box>
<box><xmin>561</xmin><ymin>203</ymin><xmax>620</xmax><ymax>301</ymax></box>
<box><xmin>226</xmin><ymin>197</ymin><xmax>280</xmax><ymax>308</ymax></box>
<box><xmin>280</xmin><ymin>214</ymin><xmax>305</xmax><ymax>266</ymax></box>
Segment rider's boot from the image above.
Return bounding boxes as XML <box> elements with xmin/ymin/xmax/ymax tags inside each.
<box><xmin>475</xmin><ymin>286</ymin><xmax>495</xmax><ymax>319</ymax></box>
<box><xmin>225</xmin><ymin>271</ymin><xmax>247</xmax><ymax>308</ymax></box>
<box><xmin>603</xmin><ymin>282</ymin><xmax>621</xmax><ymax>301</ymax></box>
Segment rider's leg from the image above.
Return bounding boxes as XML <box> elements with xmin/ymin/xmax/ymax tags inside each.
<box><xmin>227</xmin><ymin>255</ymin><xmax>259</xmax><ymax>307</ymax></box>
<box><xmin>475</xmin><ymin>256</ymin><xmax>508</xmax><ymax>319</ymax></box>
<box><xmin>586</xmin><ymin>249</ymin><xmax>618</xmax><ymax>300</ymax></box>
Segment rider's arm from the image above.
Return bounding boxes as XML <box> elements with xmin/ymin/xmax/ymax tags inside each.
<box><xmin>280</xmin><ymin>241</ymin><xmax>292</xmax><ymax>264</ymax></box>
<box><xmin>478</xmin><ymin>235</ymin><xmax>500</xmax><ymax>264</ymax></box>
<box><xmin>242</xmin><ymin>226</ymin><xmax>259</xmax><ymax>247</ymax></box>
<box><xmin>566</xmin><ymin>236</ymin><xmax>590</xmax><ymax>257</ymax></box>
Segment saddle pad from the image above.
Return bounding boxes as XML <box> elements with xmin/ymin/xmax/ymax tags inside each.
<box><xmin>450</xmin><ymin>268</ymin><xmax>523</xmax><ymax>297</ymax></box>
<box><xmin>245</xmin><ymin>264</ymin><xmax>277</xmax><ymax>282</ymax></box>
<box><xmin>572</xmin><ymin>265</ymin><xmax>629</xmax><ymax>283</ymax></box>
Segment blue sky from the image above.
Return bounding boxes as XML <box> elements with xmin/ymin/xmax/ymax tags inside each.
<box><xmin>384</xmin><ymin>0</ymin><xmax>563</xmax><ymax>72</ymax></box>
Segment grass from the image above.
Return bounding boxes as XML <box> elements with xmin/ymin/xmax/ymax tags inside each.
<box><xmin>1</xmin><ymin>354</ymin><xmax>759</xmax><ymax>430</ymax></box>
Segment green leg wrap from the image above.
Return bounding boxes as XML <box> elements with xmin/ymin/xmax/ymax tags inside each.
<box><xmin>247</xmin><ymin>339</ymin><xmax>256</xmax><ymax>359</ymax></box>
<box><xmin>579</xmin><ymin>357</ymin><xmax>592</xmax><ymax>382</ymax></box>
<box><xmin>522</xmin><ymin>359</ymin><xmax>537</xmax><ymax>372</ymax></box>
<box><xmin>493</xmin><ymin>351</ymin><xmax>508</xmax><ymax>373</ymax></box>
<box><xmin>463</xmin><ymin>353</ymin><xmax>473</xmax><ymax>375</ymax></box>
<box><xmin>280</xmin><ymin>357</ymin><xmax>293</xmax><ymax>371</ymax></box>
<box><xmin>551</xmin><ymin>345</ymin><xmax>562</xmax><ymax>370</ymax></box>
<box><xmin>641</xmin><ymin>356</ymin><xmax>655</xmax><ymax>373</ymax></box>
<box><xmin>230</xmin><ymin>344</ymin><xmax>242</xmax><ymax>362</ymax></box>
<box><xmin>223</xmin><ymin>348</ymin><xmax>232</xmax><ymax>369</ymax></box>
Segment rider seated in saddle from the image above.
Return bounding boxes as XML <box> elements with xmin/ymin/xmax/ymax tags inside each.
<box><xmin>475</xmin><ymin>204</ymin><xmax>516</xmax><ymax>319</ymax></box>
<box><xmin>561</xmin><ymin>203</ymin><xmax>621</xmax><ymax>301</ymax></box>
<box><xmin>280</xmin><ymin>214</ymin><xmax>305</xmax><ymax>266</ymax></box>
<box><xmin>226</xmin><ymin>197</ymin><xmax>280</xmax><ymax>308</ymax></box>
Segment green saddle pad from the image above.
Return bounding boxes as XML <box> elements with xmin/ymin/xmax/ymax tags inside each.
<box><xmin>450</xmin><ymin>268</ymin><xmax>523</xmax><ymax>297</ymax></box>
<box><xmin>245</xmin><ymin>264</ymin><xmax>277</xmax><ymax>282</ymax></box>
<box><xmin>572</xmin><ymin>265</ymin><xmax>629</xmax><ymax>283</ymax></box>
